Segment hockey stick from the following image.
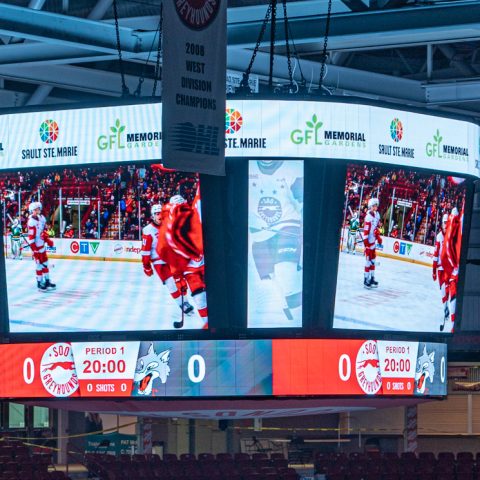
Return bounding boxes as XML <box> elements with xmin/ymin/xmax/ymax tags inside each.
<box><xmin>174</xmin><ymin>282</ymin><xmax>187</xmax><ymax>329</ymax></box>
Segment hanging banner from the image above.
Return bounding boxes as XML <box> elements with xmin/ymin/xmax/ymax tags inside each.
<box><xmin>162</xmin><ymin>0</ymin><xmax>226</xmax><ymax>175</ymax></box>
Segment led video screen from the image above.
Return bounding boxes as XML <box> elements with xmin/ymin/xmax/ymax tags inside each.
<box><xmin>247</xmin><ymin>160</ymin><xmax>304</xmax><ymax>328</ymax></box>
<box><xmin>334</xmin><ymin>163</ymin><xmax>467</xmax><ymax>334</ymax></box>
<box><xmin>0</xmin><ymin>339</ymin><xmax>446</xmax><ymax>398</ymax></box>
<box><xmin>1</xmin><ymin>163</ymin><xmax>207</xmax><ymax>333</ymax></box>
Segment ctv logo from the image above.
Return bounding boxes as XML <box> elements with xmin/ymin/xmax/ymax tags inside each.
<box><xmin>393</xmin><ymin>241</ymin><xmax>412</xmax><ymax>255</ymax></box>
<box><xmin>70</xmin><ymin>241</ymin><xmax>100</xmax><ymax>254</ymax></box>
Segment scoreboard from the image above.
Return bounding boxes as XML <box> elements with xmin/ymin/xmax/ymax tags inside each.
<box><xmin>0</xmin><ymin>339</ymin><xmax>446</xmax><ymax>398</ymax></box>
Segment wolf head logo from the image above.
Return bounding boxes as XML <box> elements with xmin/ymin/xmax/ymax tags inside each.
<box><xmin>134</xmin><ymin>343</ymin><xmax>171</xmax><ymax>396</ymax></box>
<box><xmin>415</xmin><ymin>345</ymin><xmax>435</xmax><ymax>394</ymax></box>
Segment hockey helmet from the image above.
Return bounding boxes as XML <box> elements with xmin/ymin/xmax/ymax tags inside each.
<box><xmin>367</xmin><ymin>198</ymin><xmax>379</xmax><ymax>209</ymax></box>
<box><xmin>451</xmin><ymin>207</ymin><xmax>459</xmax><ymax>216</ymax></box>
<box><xmin>28</xmin><ymin>201</ymin><xmax>42</xmax><ymax>213</ymax></box>
<box><xmin>12</xmin><ymin>218</ymin><xmax>19</xmax><ymax>227</ymax></box>
<box><xmin>352</xmin><ymin>212</ymin><xmax>358</xmax><ymax>219</ymax></box>
<box><xmin>151</xmin><ymin>204</ymin><xmax>162</xmax><ymax>215</ymax></box>
<box><xmin>442</xmin><ymin>213</ymin><xmax>449</xmax><ymax>225</ymax></box>
<box><xmin>170</xmin><ymin>195</ymin><xmax>186</xmax><ymax>205</ymax></box>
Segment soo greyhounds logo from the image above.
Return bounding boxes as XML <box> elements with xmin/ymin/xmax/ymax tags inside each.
<box><xmin>356</xmin><ymin>340</ymin><xmax>382</xmax><ymax>394</ymax></box>
<box><xmin>40</xmin><ymin>343</ymin><xmax>79</xmax><ymax>397</ymax></box>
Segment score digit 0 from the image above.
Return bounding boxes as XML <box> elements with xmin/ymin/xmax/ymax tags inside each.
<box><xmin>187</xmin><ymin>354</ymin><xmax>206</xmax><ymax>383</ymax></box>
<box><xmin>23</xmin><ymin>357</ymin><xmax>35</xmax><ymax>384</ymax></box>
<box><xmin>338</xmin><ymin>354</ymin><xmax>352</xmax><ymax>381</ymax></box>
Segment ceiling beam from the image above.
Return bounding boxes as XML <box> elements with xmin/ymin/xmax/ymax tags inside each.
<box><xmin>228</xmin><ymin>1</ymin><xmax>480</xmax><ymax>51</ymax></box>
<box><xmin>0</xmin><ymin>3</ymin><xmax>157</xmax><ymax>55</ymax></box>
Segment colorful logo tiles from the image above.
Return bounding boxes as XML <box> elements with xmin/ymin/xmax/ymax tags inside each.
<box><xmin>390</xmin><ymin>118</ymin><xmax>403</xmax><ymax>142</ymax></box>
<box><xmin>39</xmin><ymin>120</ymin><xmax>59</xmax><ymax>144</ymax></box>
<box><xmin>225</xmin><ymin>109</ymin><xmax>243</xmax><ymax>134</ymax></box>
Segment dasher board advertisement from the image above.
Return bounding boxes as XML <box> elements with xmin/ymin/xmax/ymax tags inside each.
<box><xmin>1</xmin><ymin>164</ymin><xmax>208</xmax><ymax>333</ymax></box>
<box><xmin>0</xmin><ymin>339</ymin><xmax>446</xmax><ymax>398</ymax></box>
<box><xmin>334</xmin><ymin>163</ymin><xmax>467</xmax><ymax>334</ymax></box>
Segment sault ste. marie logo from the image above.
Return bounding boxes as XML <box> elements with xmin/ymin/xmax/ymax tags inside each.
<box><xmin>40</xmin><ymin>343</ymin><xmax>79</xmax><ymax>397</ymax></box>
<box><xmin>290</xmin><ymin>114</ymin><xmax>366</xmax><ymax>147</ymax></box>
<box><xmin>225</xmin><ymin>108</ymin><xmax>243</xmax><ymax>134</ymax></box>
<box><xmin>225</xmin><ymin>108</ymin><xmax>266</xmax><ymax>149</ymax></box>
<box><xmin>39</xmin><ymin>119</ymin><xmax>59</xmax><ymax>144</ymax></box>
<box><xmin>175</xmin><ymin>0</ymin><xmax>221</xmax><ymax>30</ymax></box>
<box><xmin>390</xmin><ymin>118</ymin><xmax>403</xmax><ymax>142</ymax></box>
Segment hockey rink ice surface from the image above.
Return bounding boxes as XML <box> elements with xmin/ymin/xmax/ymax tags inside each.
<box><xmin>334</xmin><ymin>251</ymin><xmax>446</xmax><ymax>333</ymax></box>
<box><xmin>6</xmin><ymin>258</ymin><xmax>205</xmax><ymax>333</ymax></box>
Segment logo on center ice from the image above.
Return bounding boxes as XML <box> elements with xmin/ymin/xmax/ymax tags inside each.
<box><xmin>258</xmin><ymin>196</ymin><xmax>282</xmax><ymax>224</ymax></box>
<box><xmin>356</xmin><ymin>340</ymin><xmax>382</xmax><ymax>395</ymax></box>
<box><xmin>390</xmin><ymin>118</ymin><xmax>403</xmax><ymax>142</ymax></box>
<box><xmin>39</xmin><ymin>120</ymin><xmax>59</xmax><ymax>144</ymax></box>
<box><xmin>40</xmin><ymin>343</ymin><xmax>79</xmax><ymax>397</ymax></box>
<box><xmin>225</xmin><ymin>109</ymin><xmax>242</xmax><ymax>134</ymax></box>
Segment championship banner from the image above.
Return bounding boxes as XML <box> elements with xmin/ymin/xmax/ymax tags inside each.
<box><xmin>162</xmin><ymin>0</ymin><xmax>226</xmax><ymax>175</ymax></box>
<box><xmin>0</xmin><ymin>339</ymin><xmax>446</xmax><ymax>399</ymax></box>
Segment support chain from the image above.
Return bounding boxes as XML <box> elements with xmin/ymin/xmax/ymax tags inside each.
<box><xmin>113</xmin><ymin>0</ymin><xmax>130</xmax><ymax>97</ymax></box>
<box><xmin>319</xmin><ymin>0</ymin><xmax>333</xmax><ymax>94</ymax></box>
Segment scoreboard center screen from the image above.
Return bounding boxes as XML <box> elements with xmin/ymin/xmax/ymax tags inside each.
<box><xmin>0</xmin><ymin>339</ymin><xmax>446</xmax><ymax>398</ymax></box>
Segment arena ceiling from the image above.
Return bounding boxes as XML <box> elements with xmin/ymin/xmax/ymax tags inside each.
<box><xmin>0</xmin><ymin>0</ymin><xmax>479</xmax><ymax>119</ymax></box>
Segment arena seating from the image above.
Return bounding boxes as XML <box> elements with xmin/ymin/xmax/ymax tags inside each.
<box><xmin>0</xmin><ymin>440</ymin><xmax>70</xmax><ymax>480</ymax></box>
<box><xmin>315</xmin><ymin>451</ymin><xmax>480</xmax><ymax>480</ymax></box>
<box><xmin>85</xmin><ymin>451</ymin><xmax>298</xmax><ymax>480</ymax></box>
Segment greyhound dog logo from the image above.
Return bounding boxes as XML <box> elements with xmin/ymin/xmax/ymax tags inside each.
<box><xmin>356</xmin><ymin>340</ymin><xmax>382</xmax><ymax>395</ymax></box>
<box><xmin>40</xmin><ymin>343</ymin><xmax>79</xmax><ymax>397</ymax></box>
<box><xmin>134</xmin><ymin>343</ymin><xmax>171</xmax><ymax>396</ymax></box>
<box><xmin>415</xmin><ymin>345</ymin><xmax>435</xmax><ymax>394</ymax></box>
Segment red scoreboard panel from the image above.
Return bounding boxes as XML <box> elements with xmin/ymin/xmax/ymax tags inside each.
<box><xmin>0</xmin><ymin>339</ymin><xmax>446</xmax><ymax>398</ymax></box>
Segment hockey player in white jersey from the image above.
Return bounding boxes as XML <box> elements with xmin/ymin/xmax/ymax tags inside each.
<box><xmin>249</xmin><ymin>160</ymin><xmax>303</xmax><ymax>323</ymax></box>
<box><xmin>27</xmin><ymin>201</ymin><xmax>56</xmax><ymax>291</ymax></box>
<box><xmin>141</xmin><ymin>203</ymin><xmax>194</xmax><ymax>318</ymax></box>
<box><xmin>363</xmin><ymin>197</ymin><xmax>382</xmax><ymax>289</ymax></box>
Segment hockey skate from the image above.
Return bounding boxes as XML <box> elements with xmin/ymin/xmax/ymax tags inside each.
<box><xmin>363</xmin><ymin>278</ymin><xmax>372</xmax><ymax>289</ymax></box>
<box><xmin>370</xmin><ymin>276</ymin><xmax>379</xmax><ymax>288</ymax></box>
<box><xmin>37</xmin><ymin>280</ymin><xmax>47</xmax><ymax>292</ymax></box>
<box><xmin>45</xmin><ymin>279</ymin><xmax>56</xmax><ymax>290</ymax></box>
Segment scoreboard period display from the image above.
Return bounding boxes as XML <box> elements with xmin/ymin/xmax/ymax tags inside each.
<box><xmin>0</xmin><ymin>339</ymin><xmax>446</xmax><ymax>398</ymax></box>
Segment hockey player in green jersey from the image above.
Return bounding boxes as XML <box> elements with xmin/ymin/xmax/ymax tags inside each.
<box><xmin>10</xmin><ymin>218</ymin><xmax>23</xmax><ymax>260</ymax></box>
<box><xmin>347</xmin><ymin>212</ymin><xmax>360</xmax><ymax>254</ymax></box>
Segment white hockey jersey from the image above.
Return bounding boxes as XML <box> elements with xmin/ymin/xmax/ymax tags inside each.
<box><xmin>27</xmin><ymin>214</ymin><xmax>46</xmax><ymax>250</ymax></box>
<box><xmin>363</xmin><ymin>209</ymin><xmax>380</xmax><ymax>246</ymax></box>
<box><xmin>249</xmin><ymin>161</ymin><xmax>303</xmax><ymax>240</ymax></box>
<box><xmin>141</xmin><ymin>222</ymin><xmax>162</xmax><ymax>262</ymax></box>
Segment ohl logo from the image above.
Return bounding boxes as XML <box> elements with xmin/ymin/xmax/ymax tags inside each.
<box><xmin>225</xmin><ymin>109</ymin><xmax>243</xmax><ymax>134</ymax></box>
<box><xmin>39</xmin><ymin>120</ymin><xmax>59</xmax><ymax>144</ymax></box>
<box><xmin>356</xmin><ymin>340</ymin><xmax>382</xmax><ymax>395</ymax></box>
<box><xmin>40</xmin><ymin>343</ymin><xmax>79</xmax><ymax>397</ymax></box>
<box><xmin>390</xmin><ymin>118</ymin><xmax>403</xmax><ymax>142</ymax></box>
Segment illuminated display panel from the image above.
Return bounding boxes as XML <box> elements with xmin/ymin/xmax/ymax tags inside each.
<box><xmin>2</xmin><ymin>164</ymin><xmax>207</xmax><ymax>333</ymax></box>
<box><xmin>247</xmin><ymin>160</ymin><xmax>304</xmax><ymax>328</ymax></box>
<box><xmin>333</xmin><ymin>163</ymin><xmax>467</xmax><ymax>334</ymax></box>
<box><xmin>0</xmin><ymin>339</ymin><xmax>446</xmax><ymax>398</ymax></box>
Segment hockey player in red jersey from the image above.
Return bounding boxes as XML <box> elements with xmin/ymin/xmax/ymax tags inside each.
<box><xmin>141</xmin><ymin>203</ymin><xmax>194</xmax><ymax>318</ymax></box>
<box><xmin>157</xmin><ymin>193</ymin><xmax>208</xmax><ymax>329</ymax></box>
<box><xmin>363</xmin><ymin>198</ymin><xmax>382</xmax><ymax>289</ymax></box>
<box><xmin>432</xmin><ymin>213</ymin><xmax>450</xmax><ymax>331</ymax></box>
<box><xmin>440</xmin><ymin>207</ymin><xmax>462</xmax><ymax>333</ymax></box>
<box><xmin>27</xmin><ymin>201</ymin><xmax>56</xmax><ymax>292</ymax></box>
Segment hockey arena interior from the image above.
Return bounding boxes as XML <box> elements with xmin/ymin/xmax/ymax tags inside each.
<box><xmin>1</xmin><ymin>1</ymin><xmax>480</xmax><ymax>480</ymax></box>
